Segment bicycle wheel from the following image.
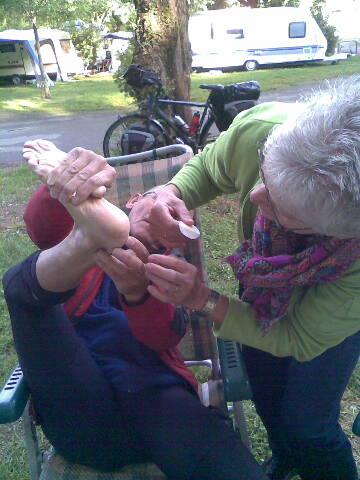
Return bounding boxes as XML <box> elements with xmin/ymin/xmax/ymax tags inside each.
<box><xmin>198</xmin><ymin>116</ymin><xmax>220</xmax><ymax>148</ymax></box>
<box><xmin>103</xmin><ymin>113</ymin><xmax>169</xmax><ymax>157</ymax></box>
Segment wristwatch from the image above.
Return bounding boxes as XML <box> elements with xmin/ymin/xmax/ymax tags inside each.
<box><xmin>195</xmin><ymin>289</ymin><xmax>221</xmax><ymax>317</ymax></box>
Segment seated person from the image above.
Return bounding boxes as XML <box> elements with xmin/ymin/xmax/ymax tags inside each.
<box><xmin>2</xmin><ymin>141</ymin><xmax>267</xmax><ymax>480</ymax></box>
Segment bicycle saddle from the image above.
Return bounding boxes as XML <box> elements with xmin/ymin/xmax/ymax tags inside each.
<box><xmin>199</xmin><ymin>84</ymin><xmax>225</xmax><ymax>91</ymax></box>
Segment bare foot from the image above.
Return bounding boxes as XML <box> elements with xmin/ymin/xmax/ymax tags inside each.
<box><xmin>23</xmin><ymin>139</ymin><xmax>130</xmax><ymax>252</ymax></box>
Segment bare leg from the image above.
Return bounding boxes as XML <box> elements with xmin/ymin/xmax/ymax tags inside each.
<box><xmin>23</xmin><ymin>139</ymin><xmax>130</xmax><ymax>253</ymax></box>
<box><xmin>36</xmin><ymin>226</ymin><xmax>98</xmax><ymax>292</ymax></box>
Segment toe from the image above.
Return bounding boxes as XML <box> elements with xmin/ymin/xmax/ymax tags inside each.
<box><xmin>38</xmin><ymin>139</ymin><xmax>56</xmax><ymax>151</ymax></box>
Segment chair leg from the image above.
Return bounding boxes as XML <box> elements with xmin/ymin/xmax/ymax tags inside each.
<box><xmin>22</xmin><ymin>402</ymin><xmax>42</xmax><ymax>480</ymax></box>
<box><xmin>232</xmin><ymin>401</ymin><xmax>251</xmax><ymax>451</ymax></box>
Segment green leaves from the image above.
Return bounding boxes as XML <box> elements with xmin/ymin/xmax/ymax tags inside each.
<box><xmin>0</xmin><ymin>0</ymin><xmax>131</xmax><ymax>30</ymax></box>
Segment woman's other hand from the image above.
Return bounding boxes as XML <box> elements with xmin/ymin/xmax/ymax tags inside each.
<box><xmin>144</xmin><ymin>253</ymin><xmax>209</xmax><ymax>309</ymax></box>
<box><xmin>95</xmin><ymin>236</ymin><xmax>150</xmax><ymax>303</ymax></box>
<box><xmin>47</xmin><ymin>148</ymin><xmax>116</xmax><ymax>205</ymax></box>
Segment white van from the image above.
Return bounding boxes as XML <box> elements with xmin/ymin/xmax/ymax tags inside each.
<box><xmin>0</xmin><ymin>29</ymin><xmax>84</xmax><ymax>84</ymax></box>
<box><xmin>189</xmin><ymin>7</ymin><xmax>327</xmax><ymax>71</ymax></box>
<box><xmin>338</xmin><ymin>38</ymin><xmax>360</xmax><ymax>56</ymax></box>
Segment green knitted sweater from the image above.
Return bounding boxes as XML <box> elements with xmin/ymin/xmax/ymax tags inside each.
<box><xmin>171</xmin><ymin>102</ymin><xmax>360</xmax><ymax>361</ymax></box>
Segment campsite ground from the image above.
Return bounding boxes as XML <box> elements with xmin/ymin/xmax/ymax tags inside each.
<box><xmin>0</xmin><ymin>80</ymin><xmax>335</xmax><ymax>167</ymax></box>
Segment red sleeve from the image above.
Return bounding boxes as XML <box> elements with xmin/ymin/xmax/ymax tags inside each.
<box><xmin>24</xmin><ymin>184</ymin><xmax>74</xmax><ymax>249</ymax></box>
<box><xmin>122</xmin><ymin>295</ymin><xmax>183</xmax><ymax>352</ymax></box>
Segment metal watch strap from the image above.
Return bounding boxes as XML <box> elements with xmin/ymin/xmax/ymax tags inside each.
<box><xmin>196</xmin><ymin>289</ymin><xmax>221</xmax><ymax>317</ymax></box>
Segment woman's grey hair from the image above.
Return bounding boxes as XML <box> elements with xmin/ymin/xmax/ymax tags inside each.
<box><xmin>264</xmin><ymin>75</ymin><xmax>360</xmax><ymax>238</ymax></box>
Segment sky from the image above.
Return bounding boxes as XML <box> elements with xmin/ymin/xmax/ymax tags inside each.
<box><xmin>301</xmin><ymin>0</ymin><xmax>360</xmax><ymax>38</ymax></box>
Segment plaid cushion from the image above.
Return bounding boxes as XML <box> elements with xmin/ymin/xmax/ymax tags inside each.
<box><xmin>106</xmin><ymin>149</ymin><xmax>193</xmax><ymax>208</ymax></box>
<box><xmin>105</xmin><ymin>148</ymin><xmax>217</xmax><ymax>362</ymax></box>
<box><xmin>40</xmin><ymin>451</ymin><xmax>166</xmax><ymax>480</ymax></box>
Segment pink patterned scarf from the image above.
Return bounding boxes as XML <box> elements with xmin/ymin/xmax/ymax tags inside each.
<box><xmin>227</xmin><ymin>212</ymin><xmax>360</xmax><ymax>332</ymax></box>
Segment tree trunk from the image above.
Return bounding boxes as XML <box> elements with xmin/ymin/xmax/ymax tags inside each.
<box><xmin>133</xmin><ymin>0</ymin><xmax>192</xmax><ymax>121</ymax></box>
<box><xmin>33</xmin><ymin>22</ymin><xmax>51</xmax><ymax>99</ymax></box>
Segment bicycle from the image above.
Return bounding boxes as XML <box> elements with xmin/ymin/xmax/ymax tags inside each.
<box><xmin>103</xmin><ymin>64</ymin><xmax>260</xmax><ymax>158</ymax></box>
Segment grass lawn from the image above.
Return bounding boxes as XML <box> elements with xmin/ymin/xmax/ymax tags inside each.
<box><xmin>1</xmin><ymin>56</ymin><xmax>360</xmax><ymax>116</ymax></box>
<box><xmin>0</xmin><ymin>165</ymin><xmax>359</xmax><ymax>479</ymax></box>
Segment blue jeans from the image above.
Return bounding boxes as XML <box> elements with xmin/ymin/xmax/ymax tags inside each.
<box><xmin>243</xmin><ymin>331</ymin><xmax>360</xmax><ymax>480</ymax></box>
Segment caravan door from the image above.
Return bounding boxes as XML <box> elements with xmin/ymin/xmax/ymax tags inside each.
<box><xmin>0</xmin><ymin>42</ymin><xmax>27</xmax><ymax>83</ymax></box>
<box><xmin>189</xmin><ymin>13</ymin><xmax>218</xmax><ymax>70</ymax></box>
<box><xmin>189</xmin><ymin>10</ymin><xmax>247</xmax><ymax>70</ymax></box>
<box><xmin>39</xmin><ymin>42</ymin><xmax>59</xmax><ymax>80</ymax></box>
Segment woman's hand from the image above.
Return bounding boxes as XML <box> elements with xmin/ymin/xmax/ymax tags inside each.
<box><xmin>47</xmin><ymin>148</ymin><xmax>116</xmax><ymax>205</ymax></box>
<box><xmin>144</xmin><ymin>253</ymin><xmax>210</xmax><ymax>309</ymax></box>
<box><xmin>95</xmin><ymin>236</ymin><xmax>150</xmax><ymax>303</ymax></box>
<box><xmin>146</xmin><ymin>185</ymin><xmax>194</xmax><ymax>248</ymax></box>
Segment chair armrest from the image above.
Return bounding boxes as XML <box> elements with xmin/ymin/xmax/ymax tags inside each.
<box><xmin>0</xmin><ymin>366</ymin><xmax>30</xmax><ymax>423</ymax></box>
<box><xmin>352</xmin><ymin>412</ymin><xmax>360</xmax><ymax>437</ymax></box>
<box><xmin>217</xmin><ymin>339</ymin><xmax>252</xmax><ymax>401</ymax></box>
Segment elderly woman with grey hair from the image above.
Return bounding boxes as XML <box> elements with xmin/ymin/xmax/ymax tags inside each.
<box><xmin>140</xmin><ymin>77</ymin><xmax>360</xmax><ymax>480</ymax></box>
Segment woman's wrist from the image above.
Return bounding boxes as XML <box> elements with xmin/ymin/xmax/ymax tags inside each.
<box><xmin>192</xmin><ymin>287</ymin><xmax>229</xmax><ymax>329</ymax></box>
<box><xmin>208</xmin><ymin>294</ymin><xmax>229</xmax><ymax>329</ymax></box>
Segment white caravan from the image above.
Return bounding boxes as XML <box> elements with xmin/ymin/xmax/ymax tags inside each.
<box><xmin>0</xmin><ymin>29</ymin><xmax>84</xmax><ymax>84</ymax></box>
<box><xmin>189</xmin><ymin>7</ymin><xmax>327</xmax><ymax>71</ymax></box>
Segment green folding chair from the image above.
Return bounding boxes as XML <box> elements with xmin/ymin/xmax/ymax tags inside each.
<box><xmin>0</xmin><ymin>144</ymin><xmax>252</xmax><ymax>480</ymax></box>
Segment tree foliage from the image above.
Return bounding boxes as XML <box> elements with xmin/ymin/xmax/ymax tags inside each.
<box><xmin>0</xmin><ymin>0</ymin><xmax>71</xmax><ymax>29</ymax></box>
<box><xmin>310</xmin><ymin>0</ymin><xmax>338</xmax><ymax>55</ymax></box>
<box><xmin>69</xmin><ymin>25</ymin><xmax>102</xmax><ymax>68</ymax></box>
<box><xmin>64</xmin><ymin>1</ymin><xmax>111</xmax><ymax>67</ymax></box>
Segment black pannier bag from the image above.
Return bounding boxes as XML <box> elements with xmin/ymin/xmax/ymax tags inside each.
<box><xmin>123</xmin><ymin>64</ymin><xmax>161</xmax><ymax>89</ymax></box>
<box><xmin>209</xmin><ymin>80</ymin><xmax>260</xmax><ymax>131</ymax></box>
<box><xmin>120</xmin><ymin>124</ymin><xmax>166</xmax><ymax>155</ymax></box>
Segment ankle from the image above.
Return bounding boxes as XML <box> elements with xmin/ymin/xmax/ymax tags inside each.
<box><xmin>69</xmin><ymin>227</ymin><xmax>99</xmax><ymax>257</ymax></box>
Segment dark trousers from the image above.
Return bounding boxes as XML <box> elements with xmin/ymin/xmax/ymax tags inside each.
<box><xmin>2</xmin><ymin>254</ymin><xmax>267</xmax><ymax>480</ymax></box>
<box><xmin>243</xmin><ymin>332</ymin><xmax>360</xmax><ymax>480</ymax></box>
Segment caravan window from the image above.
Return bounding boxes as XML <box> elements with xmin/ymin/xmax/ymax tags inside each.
<box><xmin>289</xmin><ymin>22</ymin><xmax>306</xmax><ymax>38</ymax></box>
<box><xmin>60</xmin><ymin>39</ymin><xmax>71</xmax><ymax>53</ymax></box>
<box><xmin>0</xmin><ymin>43</ymin><xmax>16</xmax><ymax>53</ymax></box>
<box><xmin>226</xmin><ymin>28</ymin><xmax>244</xmax><ymax>39</ymax></box>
